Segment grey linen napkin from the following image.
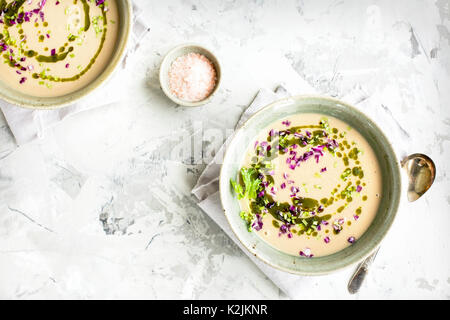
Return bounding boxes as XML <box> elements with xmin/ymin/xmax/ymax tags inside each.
<box><xmin>0</xmin><ymin>2</ymin><xmax>150</xmax><ymax>145</ymax></box>
<box><xmin>192</xmin><ymin>82</ymin><xmax>409</xmax><ymax>298</ymax></box>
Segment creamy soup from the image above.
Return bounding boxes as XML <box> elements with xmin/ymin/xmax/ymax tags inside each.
<box><xmin>0</xmin><ymin>0</ymin><xmax>119</xmax><ymax>97</ymax></box>
<box><xmin>231</xmin><ymin>114</ymin><xmax>382</xmax><ymax>257</ymax></box>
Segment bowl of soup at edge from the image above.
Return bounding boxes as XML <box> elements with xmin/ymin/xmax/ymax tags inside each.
<box><xmin>0</xmin><ymin>0</ymin><xmax>132</xmax><ymax>109</ymax></box>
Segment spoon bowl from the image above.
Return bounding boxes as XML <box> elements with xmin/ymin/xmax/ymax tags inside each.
<box><xmin>401</xmin><ymin>154</ymin><xmax>436</xmax><ymax>202</ymax></box>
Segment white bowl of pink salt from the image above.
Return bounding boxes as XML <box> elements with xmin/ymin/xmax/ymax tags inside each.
<box><xmin>159</xmin><ymin>44</ymin><xmax>221</xmax><ymax>107</ymax></box>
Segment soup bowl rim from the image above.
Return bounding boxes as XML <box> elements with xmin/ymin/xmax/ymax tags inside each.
<box><xmin>219</xmin><ymin>94</ymin><xmax>402</xmax><ymax>275</ymax></box>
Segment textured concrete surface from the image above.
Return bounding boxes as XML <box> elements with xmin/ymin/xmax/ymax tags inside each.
<box><xmin>0</xmin><ymin>0</ymin><xmax>449</xmax><ymax>299</ymax></box>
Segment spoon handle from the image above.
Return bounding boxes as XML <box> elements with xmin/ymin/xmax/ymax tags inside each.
<box><xmin>348</xmin><ymin>247</ymin><xmax>379</xmax><ymax>294</ymax></box>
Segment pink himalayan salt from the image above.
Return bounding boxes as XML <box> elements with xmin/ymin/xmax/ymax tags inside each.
<box><xmin>168</xmin><ymin>53</ymin><xmax>217</xmax><ymax>102</ymax></box>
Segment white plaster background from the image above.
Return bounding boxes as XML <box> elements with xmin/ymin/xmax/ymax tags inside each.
<box><xmin>0</xmin><ymin>0</ymin><xmax>449</xmax><ymax>299</ymax></box>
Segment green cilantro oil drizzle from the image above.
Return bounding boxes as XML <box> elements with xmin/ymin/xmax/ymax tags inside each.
<box><xmin>0</xmin><ymin>0</ymin><xmax>7</xmax><ymax>13</ymax></box>
<box><xmin>2</xmin><ymin>0</ymin><xmax>26</xmax><ymax>26</ymax></box>
<box><xmin>33</xmin><ymin>4</ymin><xmax>108</xmax><ymax>83</ymax></box>
<box><xmin>81</xmin><ymin>0</ymin><xmax>91</xmax><ymax>32</ymax></box>
<box><xmin>36</xmin><ymin>47</ymin><xmax>73</xmax><ymax>63</ymax></box>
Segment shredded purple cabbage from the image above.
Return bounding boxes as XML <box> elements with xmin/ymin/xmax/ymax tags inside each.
<box><xmin>252</xmin><ymin>214</ymin><xmax>263</xmax><ymax>231</ymax></box>
<box><xmin>270</xmin><ymin>186</ymin><xmax>277</xmax><ymax>195</ymax></box>
<box><xmin>299</xmin><ymin>248</ymin><xmax>313</xmax><ymax>258</ymax></box>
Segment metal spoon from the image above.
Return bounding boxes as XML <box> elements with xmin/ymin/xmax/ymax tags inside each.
<box><xmin>347</xmin><ymin>153</ymin><xmax>436</xmax><ymax>294</ymax></box>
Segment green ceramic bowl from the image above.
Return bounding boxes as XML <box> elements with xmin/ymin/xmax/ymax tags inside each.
<box><xmin>0</xmin><ymin>0</ymin><xmax>133</xmax><ymax>110</ymax></box>
<box><xmin>219</xmin><ymin>95</ymin><xmax>402</xmax><ymax>275</ymax></box>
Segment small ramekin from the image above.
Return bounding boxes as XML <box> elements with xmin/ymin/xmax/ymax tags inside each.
<box><xmin>159</xmin><ymin>43</ymin><xmax>221</xmax><ymax>107</ymax></box>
